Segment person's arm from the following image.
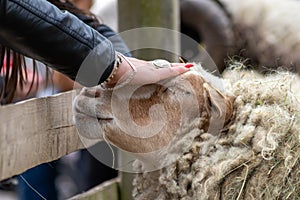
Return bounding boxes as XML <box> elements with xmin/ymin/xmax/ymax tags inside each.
<box><xmin>73</xmin><ymin>13</ymin><xmax>131</xmax><ymax>56</ymax></box>
<box><xmin>0</xmin><ymin>0</ymin><xmax>190</xmax><ymax>89</ymax></box>
<box><xmin>0</xmin><ymin>0</ymin><xmax>115</xmax><ymax>86</ymax></box>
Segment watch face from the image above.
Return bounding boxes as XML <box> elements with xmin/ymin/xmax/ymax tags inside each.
<box><xmin>152</xmin><ymin>59</ymin><xmax>171</xmax><ymax>68</ymax></box>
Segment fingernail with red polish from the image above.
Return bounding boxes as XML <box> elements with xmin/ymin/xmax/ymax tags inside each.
<box><xmin>185</xmin><ymin>63</ymin><xmax>194</xmax><ymax>68</ymax></box>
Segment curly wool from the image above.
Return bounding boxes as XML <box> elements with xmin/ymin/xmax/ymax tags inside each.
<box><xmin>132</xmin><ymin>68</ymin><xmax>300</xmax><ymax>200</ymax></box>
<box><xmin>219</xmin><ymin>0</ymin><xmax>300</xmax><ymax>72</ymax></box>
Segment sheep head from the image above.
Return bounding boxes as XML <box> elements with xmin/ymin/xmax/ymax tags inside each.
<box><xmin>73</xmin><ymin>70</ymin><xmax>233</xmax><ymax>161</ymax></box>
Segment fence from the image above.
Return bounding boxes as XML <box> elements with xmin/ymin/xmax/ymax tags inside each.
<box><xmin>0</xmin><ymin>90</ymin><xmax>120</xmax><ymax>199</ymax></box>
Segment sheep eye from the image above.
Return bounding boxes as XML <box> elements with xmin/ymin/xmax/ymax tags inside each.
<box><xmin>185</xmin><ymin>91</ymin><xmax>192</xmax><ymax>95</ymax></box>
<box><xmin>162</xmin><ymin>88</ymin><xmax>176</xmax><ymax>95</ymax></box>
<box><xmin>162</xmin><ymin>88</ymin><xmax>169</xmax><ymax>93</ymax></box>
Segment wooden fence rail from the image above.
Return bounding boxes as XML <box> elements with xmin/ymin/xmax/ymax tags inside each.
<box><xmin>0</xmin><ymin>90</ymin><xmax>119</xmax><ymax>199</ymax></box>
<box><xmin>0</xmin><ymin>90</ymin><xmax>99</xmax><ymax>181</ymax></box>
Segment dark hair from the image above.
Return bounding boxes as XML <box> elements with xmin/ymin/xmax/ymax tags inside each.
<box><xmin>0</xmin><ymin>0</ymin><xmax>100</xmax><ymax>104</ymax></box>
<box><xmin>0</xmin><ymin>46</ymin><xmax>32</xmax><ymax>104</ymax></box>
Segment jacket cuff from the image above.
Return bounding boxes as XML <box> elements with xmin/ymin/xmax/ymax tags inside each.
<box><xmin>99</xmin><ymin>60</ymin><xmax>115</xmax><ymax>84</ymax></box>
<box><xmin>75</xmin><ymin>42</ymin><xmax>116</xmax><ymax>87</ymax></box>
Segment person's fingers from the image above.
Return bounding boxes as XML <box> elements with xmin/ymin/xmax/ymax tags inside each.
<box><xmin>170</xmin><ymin>63</ymin><xmax>194</xmax><ymax>68</ymax></box>
<box><xmin>111</xmin><ymin>55</ymin><xmax>195</xmax><ymax>86</ymax></box>
<box><xmin>157</xmin><ymin>66</ymin><xmax>190</xmax><ymax>81</ymax></box>
<box><xmin>170</xmin><ymin>63</ymin><xmax>185</xmax><ymax>67</ymax></box>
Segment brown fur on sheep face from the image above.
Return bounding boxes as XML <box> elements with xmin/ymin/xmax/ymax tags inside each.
<box><xmin>73</xmin><ymin>72</ymin><xmax>233</xmax><ymax>156</ymax></box>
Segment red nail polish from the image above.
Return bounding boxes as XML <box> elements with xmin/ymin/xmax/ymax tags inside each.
<box><xmin>185</xmin><ymin>63</ymin><xmax>194</xmax><ymax>68</ymax></box>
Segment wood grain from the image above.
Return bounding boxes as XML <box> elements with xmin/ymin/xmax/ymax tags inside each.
<box><xmin>68</xmin><ymin>178</ymin><xmax>120</xmax><ymax>200</ymax></box>
<box><xmin>0</xmin><ymin>90</ymin><xmax>99</xmax><ymax>181</ymax></box>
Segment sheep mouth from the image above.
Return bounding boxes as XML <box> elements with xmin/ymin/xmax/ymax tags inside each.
<box><xmin>75</xmin><ymin>108</ymin><xmax>113</xmax><ymax>122</ymax></box>
<box><xmin>97</xmin><ymin>117</ymin><xmax>114</xmax><ymax>122</ymax></box>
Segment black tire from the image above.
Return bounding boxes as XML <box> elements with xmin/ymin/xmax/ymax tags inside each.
<box><xmin>180</xmin><ymin>0</ymin><xmax>233</xmax><ymax>73</ymax></box>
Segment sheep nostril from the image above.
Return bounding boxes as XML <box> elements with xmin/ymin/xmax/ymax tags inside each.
<box><xmin>94</xmin><ymin>90</ymin><xmax>101</xmax><ymax>97</ymax></box>
<box><xmin>84</xmin><ymin>88</ymin><xmax>102</xmax><ymax>98</ymax></box>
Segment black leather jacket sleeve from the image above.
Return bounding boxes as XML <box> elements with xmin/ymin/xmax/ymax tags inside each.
<box><xmin>75</xmin><ymin>13</ymin><xmax>131</xmax><ymax>56</ymax></box>
<box><xmin>0</xmin><ymin>0</ymin><xmax>116</xmax><ymax>86</ymax></box>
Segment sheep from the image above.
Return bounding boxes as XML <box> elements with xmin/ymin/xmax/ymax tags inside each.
<box><xmin>218</xmin><ymin>0</ymin><xmax>300</xmax><ymax>73</ymax></box>
<box><xmin>73</xmin><ymin>64</ymin><xmax>300</xmax><ymax>199</ymax></box>
<box><xmin>73</xmin><ymin>64</ymin><xmax>233</xmax><ymax>170</ymax></box>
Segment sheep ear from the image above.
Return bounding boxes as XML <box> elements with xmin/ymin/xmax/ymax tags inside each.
<box><xmin>203</xmin><ymin>83</ymin><xmax>233</xmax><ymax>133</ymax></box>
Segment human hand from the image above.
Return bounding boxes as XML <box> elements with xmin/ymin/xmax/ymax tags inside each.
<box><xmin>104</xmin><ymin>54</ymin><xmax>194</xmax><ymax>89</ymax></box>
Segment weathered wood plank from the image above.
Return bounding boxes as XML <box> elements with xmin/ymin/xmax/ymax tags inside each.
<box><xmin>68</xmin><ymin>178</ymin><xmax>120</xmax><ymax>200</ymax></box>
<box><xmin>0</xmin><ymin>90</ymin><xmax>99</xmax><ymax>181</ymax></box>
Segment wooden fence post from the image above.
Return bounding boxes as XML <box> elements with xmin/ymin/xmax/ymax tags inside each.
<box><xmin>117</xmin><ymin>1</ymin><xmax>180</xmax><ymax>200</ymax></box>
<box><xmin>118</xmin><ymin>0</ymin><xmax>180</xmax><ymax>61</ymax></box>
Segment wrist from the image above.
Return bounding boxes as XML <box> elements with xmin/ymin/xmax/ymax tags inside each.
<box><xmin>102</xmin><ymin>53</ymin><xmax>122</xmax><ymax>85</ymax></box>
<box><xmin>106</xmin><ymin>55</ymin><xmax>128</xmax><ymax>85</ymax></box>
<box><xmin>101</xmin><ymin>53</ymin><xmax>137</xmax><ymax>89</ymax></box>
